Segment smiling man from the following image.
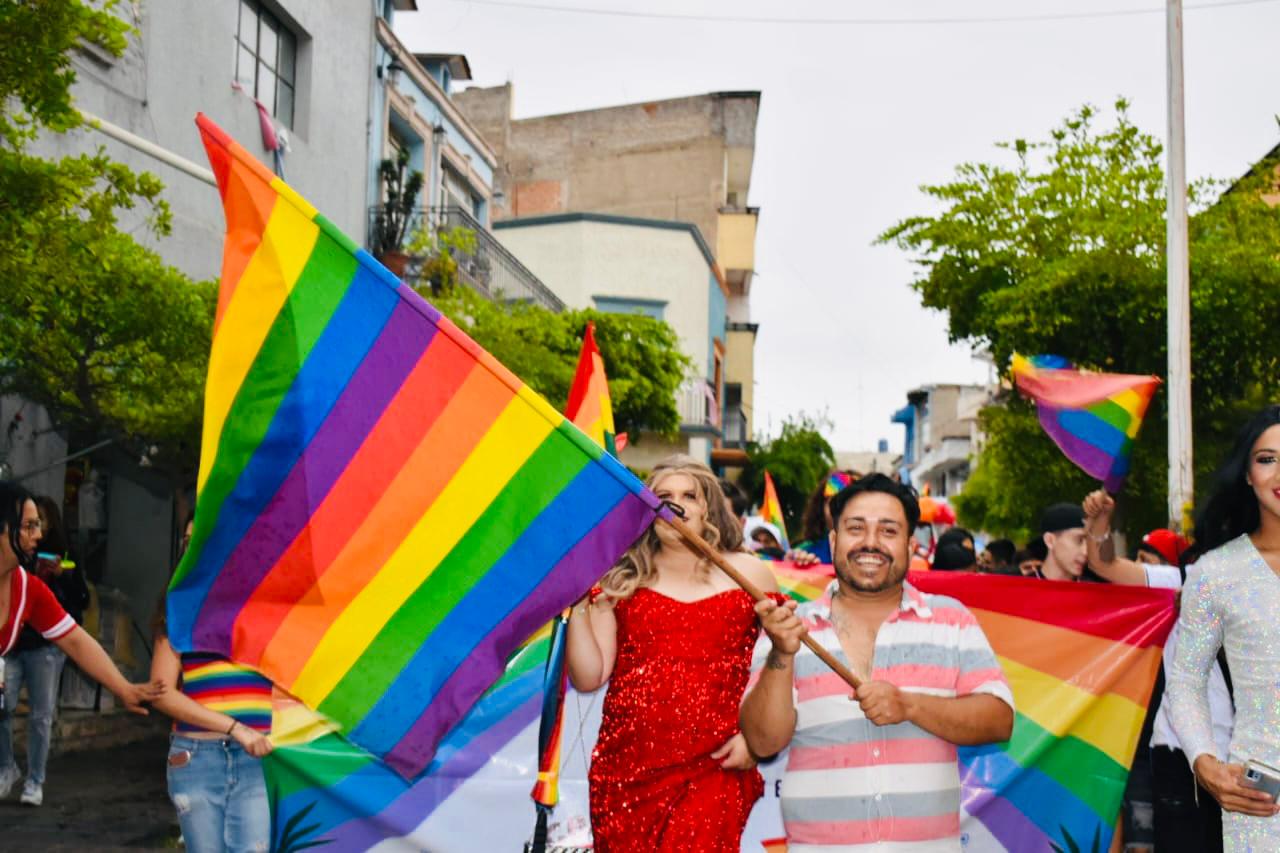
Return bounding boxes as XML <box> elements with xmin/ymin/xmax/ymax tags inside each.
<box><xmin>741</xmin><ymin>473</ymin><xmax>1014</xmax><ymax>852</ymax></box>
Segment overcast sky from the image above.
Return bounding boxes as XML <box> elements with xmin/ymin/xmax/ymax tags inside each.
<box><xmin>396</xmin><ymin>0</ymin><xmax>1280</xmax><ymax>453</ymax></box>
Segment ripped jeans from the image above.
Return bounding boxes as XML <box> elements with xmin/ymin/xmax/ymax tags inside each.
<box><xmin>166</xmin><ymin>735</ymin><xmax>269</xmax><ymax>853</ymax></box>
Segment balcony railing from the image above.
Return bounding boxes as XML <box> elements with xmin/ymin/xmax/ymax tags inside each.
<box><xmin>367</xmin><ymin>205</ymin><xmax>565</xmax><ymax>312</ymax></box>
<box><xmin>677</xmin><ymin>379</ymin><xmax>721</xmax><ymax>433</ymax></box>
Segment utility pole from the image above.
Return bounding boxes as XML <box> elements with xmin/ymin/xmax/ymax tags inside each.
<box><xmin>1166</xmin><ymin>0</ymin><xmax>1193</xmax><ymax>530</ymax></box>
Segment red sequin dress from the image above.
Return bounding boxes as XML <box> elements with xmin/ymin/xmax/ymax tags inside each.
<box><xmin>589</xmin><ymin>587</ymin><xmax>781</xmax><ymax>852</ymax></box>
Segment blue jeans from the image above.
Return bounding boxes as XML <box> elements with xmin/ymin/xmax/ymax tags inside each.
<box><xmin>0</xmin><ymin>644</ymin><xmax>67</xmax><ymax>784</ymax></box>
<box><xmin>166</xmin><ymin>735</ymin><xmax>270</xmax><ymax>853</ymax></box>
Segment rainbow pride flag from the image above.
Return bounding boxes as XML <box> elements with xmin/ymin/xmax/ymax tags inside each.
<box><xmin>565</xmin><ymin>321</ymin><xmax>619</xmax><ymax>455</ymax></box>
<box><xmin>261</xmin><ymin>567</ymin><xmax>1172</xmax><ymax>851</ymax></box>
<box><xmin>168</xmin><ymin>114</ymin><xmax>662</xmax><ymax>778</ymax></box>
<box><xmin>1011</xmin><ymin>354</ymin><xmax>1161</xmax><ymax>492</ymax></box>
<box><xmin>759</xmin><ymin>471</ymin><xmax>790</xmax><ymax>550</ymax></box>
<box><xmin>912</xmin><ymin>572</ymin><xmax>1175</xmax><ymax>851</ymax></box>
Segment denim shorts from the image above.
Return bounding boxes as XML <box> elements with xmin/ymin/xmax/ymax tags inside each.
<box><xmin>166</xmin><ymin>734</ymin><xmax>269</xmax><ymax>853</ymax></box>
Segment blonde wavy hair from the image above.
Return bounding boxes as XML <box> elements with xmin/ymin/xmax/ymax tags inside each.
<box><xmin>599</xmin><ymin>455</ymin><xmax>744</xmax><ymax>600</ymax></box>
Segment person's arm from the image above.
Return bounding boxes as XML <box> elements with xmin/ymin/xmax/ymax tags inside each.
<box><xmin>1166</xmin><ymin>565</ymin><xmax>1277</xmax><ymax>816</ymax></box>
<box><xmin>566</xmin><ymin>591</ymin><xmax>618</xmax><ymax>693</ymax></box>
<box><xmin>855</xmin><ymin>685</ymin><xmax>1012</xmax><ymax>744</ymax></box>
<box><xmin>740</xmin><ymin>597</ymin><xmax>802</xmax><ymax>758</ymax></box>
<box><xmin>149</xmin><ymin>636</ymin><xmax>272</xmax><ymax>756</ymax></box>
<box><xmin>1082</xmin><ymin>490</ymin><xmax>1147</xmax><ymax>586</ymax></box>
<box><xmin>54</xmin><ymin>626</ymin><xmax>164</xmax><ymax>715</ymax></box>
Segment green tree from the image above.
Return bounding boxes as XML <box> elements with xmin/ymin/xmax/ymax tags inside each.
<box><xmin>0</xmin><ymin>0</ymin><xmax>215</xmax><ymax>489</ymax></box>
<box><xmin>427</xmin><ymin>285</ymin><xmax>691</xmax><ymax>438</ymax></box>
<box><xmin>880</xmin><ymin>100</ymin><xmax>1280</xmax><ymax>538</ymax></box>
<box><xmin>741</xmin><ymin>413</ymin><xmax>836</xmax><ymax>537</ymax></box>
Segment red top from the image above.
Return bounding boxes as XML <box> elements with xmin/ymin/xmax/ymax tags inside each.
<box><xmin>588</xmin><ymin>587</ymin><xmax>784</xmax><ymax>852</ymax></box>
<box><xmin>0</xmin><ymin>568</ymin><xmax>75</xmax><ymax>656</ymax></box>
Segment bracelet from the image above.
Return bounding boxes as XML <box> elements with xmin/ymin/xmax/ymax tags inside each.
<box><xmin>226</xmin><ymin>719</ymin><xmax>239</xmax><ymax>736</ymax></box>
<box><xmin>1088</xmin><ymin>529</ymin><xmax>1112</xmax><ymax>542</ymax></box>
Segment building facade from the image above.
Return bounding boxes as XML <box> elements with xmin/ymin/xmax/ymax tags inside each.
<box><xmin>368</xmin><ymin>21</ymin><xmax>561</xmax><ymax>309</ymax></box>
<box><xmin>493</xmin><ymin>213</ymin><xmax>727</xmax><ymax>468</ymax></box>
<box><xmin>452</xmin><ymin>86</ymin><xmax>763</xmax><ymax>465</ymax></box>
<box><xmin>892</xmin><ymin>384</ymin><xmax>993</xmax><ymax>497</ymax></box>
<box><xmin>23</xmin><ymin>0</ymin><xmax>382</xmax><ymax>661</ymax></box>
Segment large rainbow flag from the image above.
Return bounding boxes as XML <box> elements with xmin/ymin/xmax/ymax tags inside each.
<box><xmin>168</xmin><ymin>114</ymin><xmax>662</xmax><ymax>778</ymax></box>
<box><xmin>1011</xmin><ymin>354</ymin><xmax>1161</xmax><ymax>492</ymax></box>
<box><xmin>913</xmin><ymin>571</ymin><xmax>1175</xmax><ymax>851</ymax></box>
<box><xmin>261</xmin><ymin>567</ymin><xmax>1173</xmax><ymax>850</ymax></box>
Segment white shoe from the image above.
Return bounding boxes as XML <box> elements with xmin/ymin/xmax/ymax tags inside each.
<box><xmin>19</xmin><ymin>780</ymin><xmax>41</xmax><ymax>806</ymax></box>
<box><xmin>0</xmin><ymin>765</ymin><xmax>18</xmax><ymax>799</ymax></box>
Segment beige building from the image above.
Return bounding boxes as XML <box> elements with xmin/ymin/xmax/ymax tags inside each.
<box><xmin>494</xmin><ymin>213</ymin><xmax>727</xmax><ymax>469</ymax></box>
<box><xmin>454</xmin><ymin>86</ymin><xmax>763</xmax><ymax>467</ymax></box>
<box><xmin>894</xmin><ymin>384</ymin><xmax>994</xmax><ymax>497</ymax></box>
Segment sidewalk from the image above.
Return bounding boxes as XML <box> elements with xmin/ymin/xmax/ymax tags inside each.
<box><xmin>0</xmin><ymin>728</ymin><xmax>178</xmax><ymax>851</ymax></box>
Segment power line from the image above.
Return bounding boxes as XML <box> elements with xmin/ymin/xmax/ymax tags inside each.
<box><xmin>442</xmin><ymin>0</ymin><xmax>1279</xmax><ymax>25</ymax></box>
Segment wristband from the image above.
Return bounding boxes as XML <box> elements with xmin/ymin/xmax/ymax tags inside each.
<box><xmin>226</xmin><ymin>719</ymin><xmax>239</xmax><ymax>736</ymax></box>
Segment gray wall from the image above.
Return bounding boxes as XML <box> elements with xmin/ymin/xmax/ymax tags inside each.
<box><xmin>34</xmin><ymin>0</ymin><xmax>378</xmax><ymax>282</ymax></box>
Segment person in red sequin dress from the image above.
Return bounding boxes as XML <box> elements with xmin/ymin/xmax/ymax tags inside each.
<box><xmin>567</xmin><ymin>455</ymin><xmax>783</xmax><ymax>852</ymax></box>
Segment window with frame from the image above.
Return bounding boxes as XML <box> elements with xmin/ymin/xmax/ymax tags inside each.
<box><xmin>236</xmin><ymin>0</ymin><xmax>297</xmax><ymax>128</ymax></box>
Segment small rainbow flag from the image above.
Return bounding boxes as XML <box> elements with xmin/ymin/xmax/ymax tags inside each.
<box><xmin>770</xmin><ymin>561</ymin><xmax>833</xmax><ymax>603</ymax></box>
<box><xmin>912</xmin><ymin>571</ymin><xmax>1175</xmax><ymax>851</ymax></box>
<box><xmin>1011</xmin><ymin>354</ymin><xmax>1161</xmax><ymax>492</ymax></box>
<box><xmin>565</xmin><ymin>321</ymin><xmax>620</xmax><ymax>455</ymax></box>
<box><xmin>168</xmin><ymin>114</ymin><xmax>661</xmax><ymax>778</ymax></box>
<box><xmin>760</xmin><ymin>471</ymin><xmax>790</xmax><ymax>550</ymax></box>
<box><xmin>529</xmin><ymin>610</ymin><xmax>569</xmax><ymax>811</ymax></box>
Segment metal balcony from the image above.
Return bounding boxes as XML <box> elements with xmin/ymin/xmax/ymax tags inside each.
<box><xmin>367</xmin><ymin>205</ymin><xmax>565</xmax><ymax>312</ymax></box>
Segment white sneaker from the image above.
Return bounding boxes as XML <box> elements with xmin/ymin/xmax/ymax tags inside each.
<box><xmin>0</xmin><ymin>764</ymin><xmax>18</xmax><ymax>799</ymax></box>
<box><xmin>19</xmin><ymin>780</ymin><xmax>41</xmax><ymax>806</ymax></box>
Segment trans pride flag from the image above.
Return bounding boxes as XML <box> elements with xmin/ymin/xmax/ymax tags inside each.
<box><xmin>1011</xmin><ymin>354</ymin><xmax>1161</xmax><ymax>492</ymax></box>
<box><xmin>167</xmin><ymin>114</ymin><xmax>662</xmax><ymax>778</ymax></box>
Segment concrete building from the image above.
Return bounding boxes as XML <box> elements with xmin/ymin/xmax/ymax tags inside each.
<box><xmin>452</xmin><ymin>86</ymin><xmax>763</xmax><ymax>465</ymax></box>
<box><xmin>22</xmin><ymin>0</ymin><xmax>383</xmax><ymax>665</ymax></box>
<box><xmin>368</xmin><ymin>23</ymin><xmax>562</xmax><ymax>309</ymax></box>
<box><xmin>494</xmin><ymin>213</ymin><xmax>726</xmax><ymax>469</ymax></box>
<box><xmin>892</xmin><ymin>384</ymin><xmax>993</xmax><ymax>497</ymax></box>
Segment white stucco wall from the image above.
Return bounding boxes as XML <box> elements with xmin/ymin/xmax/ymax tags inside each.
<box><xmin>496</xmin><ymin>218</ymin><xmax>714</xmax><ymax>376</ymax></box>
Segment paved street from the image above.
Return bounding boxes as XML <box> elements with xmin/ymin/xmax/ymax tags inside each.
<box><xmin>0</xmin><ymin>732</ymin><xmax>177</xmax><ymax>851</ymax></box>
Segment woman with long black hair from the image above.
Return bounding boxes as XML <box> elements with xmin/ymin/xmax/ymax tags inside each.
<box><xmin>1167</xmin><ymin>405</ymin><xmax>1280</xmax><ymax>849</ymax></box>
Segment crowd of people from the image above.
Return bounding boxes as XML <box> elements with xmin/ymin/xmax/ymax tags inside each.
<box><xmin>572</xmin><ymin>402</ymin><xmax>1280</xmax><ymax>852</ymax></box>
<box><xmin>0</xmin><ymin>403</ymin><xmax>1276</xmax><ymax>851</ymax></box>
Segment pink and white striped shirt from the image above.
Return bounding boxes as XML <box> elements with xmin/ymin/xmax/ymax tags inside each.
<box><xmin>756</xmin><ymin>579</ymin><xmax>1013</xmax><ymax>852</ymax></box>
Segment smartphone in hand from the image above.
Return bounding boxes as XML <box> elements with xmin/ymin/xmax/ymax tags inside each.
<box><xmin>1243</xmin><ymin>760</ymin><xmax>1280</xmax><ymax>802</ymax></box>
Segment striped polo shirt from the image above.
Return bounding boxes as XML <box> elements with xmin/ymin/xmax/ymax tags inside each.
<box><xmin>760</xmin><ymin>579</ymin><xmax>1013</xmax><ymax>852</ymax></box>
<box><xmin>176</xmin><ymin>652</ymin><xmax>273</xmax><ymax>734</ymax></box>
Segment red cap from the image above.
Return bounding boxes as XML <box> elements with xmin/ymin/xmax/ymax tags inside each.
<box><xmin>1142</xmin><ymin>529</ymin><xmax>1189</xmax><ymax>566</ymax></box>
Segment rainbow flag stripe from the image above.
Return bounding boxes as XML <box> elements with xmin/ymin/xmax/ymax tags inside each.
<box><xmin>168</xmin><ymin>114</ymin><xmax>660</xmax><ymax>778</ymax></box>
<box><xmin>1011</xmin><ymin>354</ymin><xmax>1160</xmax><ymax>492</ymax></box>
<box><xmin>911</xmin><ymin>572</ymin><xmax>1175</xmax><ymax>851</ymax></box>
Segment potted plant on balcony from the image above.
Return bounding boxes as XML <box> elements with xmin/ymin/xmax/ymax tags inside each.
<box><xmin>405</xmin><ymin>224</ymin><xmax>478</xmax><ymax>297</ymax></box>
<box><xmin>373</xmin><ymin>147</ymin><xmax>423</xmax><ymax>277</ymax></box>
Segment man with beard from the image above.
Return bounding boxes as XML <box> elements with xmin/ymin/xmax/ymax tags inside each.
<box><xmin>740</xmin><ymin>473</ymin><xmax>1014</xmax><ymax>851</ymax></box>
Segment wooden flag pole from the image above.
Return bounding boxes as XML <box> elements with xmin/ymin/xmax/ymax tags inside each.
<box><xmin>658</xmin><ymin>515</ymin><xmax>863</xmax><ymax>690</ymax></box>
